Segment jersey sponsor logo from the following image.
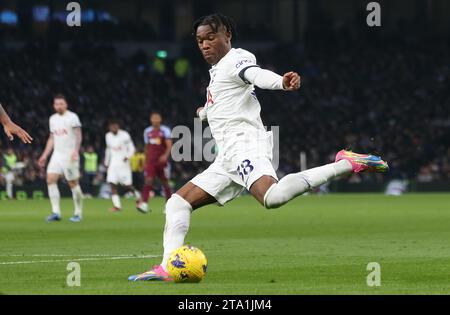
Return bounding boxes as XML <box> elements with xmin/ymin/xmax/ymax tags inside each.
<box><xmin>235</xmin><ymin>59</ymin><xmax>253</xmax><ymax>69</ymax></box>
<box><xmin>148</xmin><ymin>137</ymin><xmax>162</xmax><ymax>145</ymax></box>
<box><xmin>53</xmin><ymin>128</ymin><xmax>68</xmax><ymax>136</ymax></box>
<box><xmin>206</xmin><ymin>89</ymin><xmax>214</xmax><ymax>106</ymax></box>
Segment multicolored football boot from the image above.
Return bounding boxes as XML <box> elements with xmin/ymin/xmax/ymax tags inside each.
<box><xmin>128</xmin><ymin>265</ymin><xmax>173</xmax><ymax>282</ymax></box>
<box><xmin>335</xmin><ymin>149</ymin><xmax>389</xmax><ymax>173</ymax></box>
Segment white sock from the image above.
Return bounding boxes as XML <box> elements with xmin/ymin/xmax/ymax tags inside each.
<box><xmin>48</xmin><ymin>183</ymin><xmax>61</xmax><ymax>216</ymax></box>
<box><xmin>71</xmin><ymin>185</ymin><xmax>83</xmax><ymax>217</ymax></box>
<box><xmin>112</xmin><ymin>194</ymin><xmax>121</xmax><ymax>209</ymax></box>
<box><xmin>160</xmin><ymin>194</ymin><xmax>192</xmax><ymax>272</ymax></box>
<box><xmin>299</xmin><ymin>160</ymin><xmax>352</xmax><ymax>187</ymax></box>
<box><xmin>6</xmin><ymin>177</ymin><xmax>13</xmax><ymax>199</ymax></box>
<box><xmin>264</xmin><ymin>160</ymin><xmax>352</xmax><ymax>209</ymax></box>
<box><xmin>134</xmin><ymin>189</ymin><xmax>141</xmax><ymax>200</ymax></box>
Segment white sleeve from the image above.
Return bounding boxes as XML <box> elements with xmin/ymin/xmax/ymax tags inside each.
<box><xmin>72</xmin><ymin>114</ymin><xmax>82</xmax><ymax>128</ymax></box>
<box><xmin>125</xmin><ymin>133</ymin><xmax>135</xmax><ymax>158</ymax></box>
<box><xmin>230</xmin><ymin>51</ymin><xmax>259</xmax><ymax>84</ymax></box>
<box><xmin>242</xmin><ymin>66</ymin><xmax>284</xmax><ymax>90</ymax></box>
<box><xmin>162</xmin><ymin>126</ymin><xmax>171</xmax><ymax>139</ymax></box>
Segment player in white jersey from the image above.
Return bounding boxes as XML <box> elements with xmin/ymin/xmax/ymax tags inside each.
<box><xmin>129</xmin><ymin>14</ymin><xmax>389</xmax><ymax>281</ymax></box>
<box><xmin>38</xmin><ymin>94</ymin><xmax>84</xmax><ymax>222</ymax></box>
<box><xmin>104</xmin><ymin>120</ymin><xmax>141</xmax><ymax>212</ymax></box>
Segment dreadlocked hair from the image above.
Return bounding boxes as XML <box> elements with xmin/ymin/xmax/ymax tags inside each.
<box><xmin>192</xmin><ymin>13</ymin><xmax>236</xmax><ymax>39</ymax></box>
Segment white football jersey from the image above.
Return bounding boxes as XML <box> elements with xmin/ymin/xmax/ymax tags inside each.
<box><xmin>49</xmin><ymin>110</ymin><xmax>82</xmax><ymax>155</ymax></box>
<box><xmin>105</xmin><ymin>130</ymin><xmax>135</xmax><ymax>167</ymax></box>
<box><xmin>203</xmin><ymin>48</ymin><xmax>266</xmax><ymax>150</ymax></box>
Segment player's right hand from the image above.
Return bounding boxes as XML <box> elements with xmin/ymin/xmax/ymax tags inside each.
<box><xmin>282</xmin><ymin>71</ymin><xmax>301</xmax><ymax>91</ymax></box>
<box><xmin>37</xmin><ymin>156</ymin><xmax>47</xmax><ymax>168</ymax></box>
<box><xmin>3</xmin><ymin>120</ymin><xmax>33</xmax><ymax>144</ymax></box>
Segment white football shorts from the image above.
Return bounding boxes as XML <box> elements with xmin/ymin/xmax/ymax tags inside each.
<box><xmin>47</xmin><ymin>153</ymin><xmax>80</xmax><ymax>181</ymax></box>
<box><xmin>107</xmin><ymin>165</ymin><xmax>132</xmax><ymax>186</ymax></box>
<box><xmin>190</xmin><ymin>129</ymin><xmax>278</xmax><ymax>205</ymax></box>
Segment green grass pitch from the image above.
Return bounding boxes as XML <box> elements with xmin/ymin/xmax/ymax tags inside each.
<box><xmin>1</xmin><ymin>193</ymin><xmax>450</xmax><ymax>294</ymax></box>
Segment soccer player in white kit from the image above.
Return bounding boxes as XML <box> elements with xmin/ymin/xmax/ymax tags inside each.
<box><xmin>104</xmin><ymin>120</ymin><xmax>141</xmax><ymax>212</ymax></box>
<box><xmin>129</xmin><ymin>14</ymin><xmax>389</xmax><ymax>281</ymax></box>
<box><xmin>38</xmin><ymin>94</ymin><xmax>84</xmax><ymax>222</ymax></box>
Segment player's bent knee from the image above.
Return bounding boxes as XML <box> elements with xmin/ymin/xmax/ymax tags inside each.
<box><xmin>263</xmin><ymin>184</ymin><xmax>287</xmax><ymax>209</ymax></box>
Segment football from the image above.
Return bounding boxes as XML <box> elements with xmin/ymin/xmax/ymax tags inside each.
<box><xmin>167</xmin><ymin>245</ymin><xmax>208</xmax><ymax>283</ymax></box>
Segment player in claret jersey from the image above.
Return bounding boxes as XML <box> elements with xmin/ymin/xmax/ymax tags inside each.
<box><xmin>104</xmin><ymin>120</ymin><xmax>141</xmax><ymax>213</ymax></box>
<box><xmin>129</xmin><ymin>14</ymin><xmax>389</xmax><ymax>281</ymax></box>
<box><xmin>38</xmin><ymin>94</ymin><xmax>84</xmax><ymax>223</ymax></box>
<box><xmin>136</xmin><ymin>111</ymin><xmax>173</xmax><ymax>213</ymax></box>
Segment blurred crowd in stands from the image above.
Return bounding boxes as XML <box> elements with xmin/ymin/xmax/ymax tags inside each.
<box><xmin>0</xmin><ymin>28</ymin><xmax>448</xmax><ymax>194</ymax></box>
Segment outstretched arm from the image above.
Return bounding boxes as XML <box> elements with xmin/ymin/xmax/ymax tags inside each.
<box><xmin>0</xmin><ymin>103</ymin><xmax>33</xmax><ymax>143</ymax></box>
<box><xmin>38</xmin><ymin>134</ymin><xmax>54</xmax><ymax>168</ymax></box>
<box><xmin>243</xmin><ymin>67</ymin><xmax>301</xmax><ymax>91</ymax></box>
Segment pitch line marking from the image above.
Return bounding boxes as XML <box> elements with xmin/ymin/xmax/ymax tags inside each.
<box><xmin>0</xmin><ymin>254</ymin><xmax>152</xmax><ymax>257</ymax></box>
<box><xmin>0</xmin><ymin>255</ymin><xmax>161</xmax><ymax>265</ymax></box>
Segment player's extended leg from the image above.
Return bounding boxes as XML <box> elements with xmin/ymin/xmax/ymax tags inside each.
<box><xmin>253</xmin><ymin>150</ymin><xmax>389</xmax><ymax>208</ymax></box>
<box><xmin>136</xmin><ymin>176</ymin><xmax>154</xmax><ymax>213</ymax></box>
<box><xmin>68</xmin><ymin>179</ymin><xmax>83</xmax><ymax>222</ymax></box>
<box><xmin>46</xmin><ymin>173</ymin><xmax>61</xmax><ymax>222</ymax></box>
<box><xmin>128</xmin><ymin>182</ymin><xmax>216</xmax><ymax>281</ymax></box>
<box><xmin>110</xmin><ymin>183</ymin><xmax>121</xmax><ymax>212</ymax></box>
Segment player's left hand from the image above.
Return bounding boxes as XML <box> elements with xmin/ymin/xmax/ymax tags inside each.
<box><xmin>282</xmin><ymin>71</ymin><xmax>301</xmax><ymax>91</ymax></box>
<box><xmin>71</xmin><ymin>151</ymin><xmax>79</xmax><ymax>161</ymax></box>
<box><xmin>3</xmin><ymin>120</ymin><xmax>33</xmax><ymax>144</ymax></box>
